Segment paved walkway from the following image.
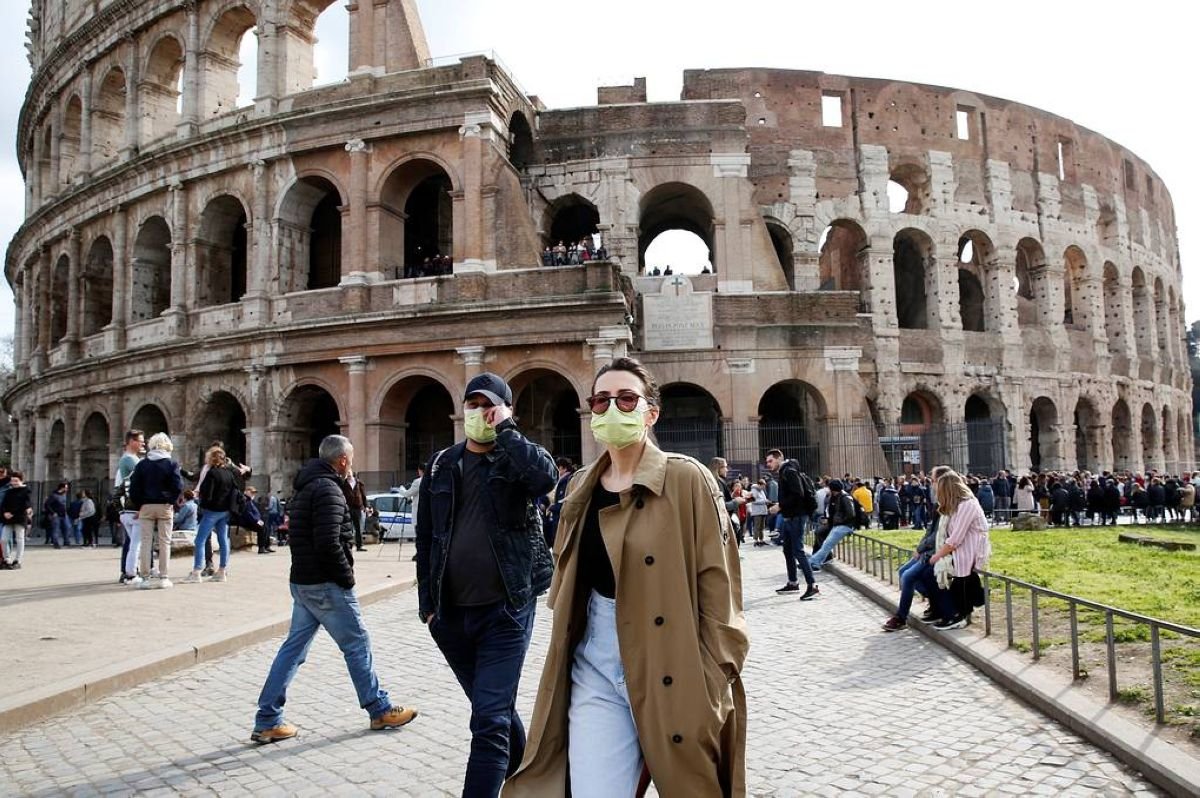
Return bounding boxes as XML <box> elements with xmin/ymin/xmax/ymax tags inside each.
<box><xmin>0</xmin><ymin>546</ymin><xmax>1160</xmax><ymax>796</ymax></box>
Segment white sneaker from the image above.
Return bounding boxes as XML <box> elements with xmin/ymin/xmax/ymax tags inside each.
<box><xmin>180</xmin><ymin>571</ymin><xmax>203</xmax><ymax>584</ymax></box>
<box><xmin>128</xmin><ymin>576</ymin><xmax>144</xmax><ymax>587</ymax></box>
<box><xmin>210</xmin><ymin>570</ymin><xmax>227</xmax><ymax>583</ymax></box>
<box><xmin>157</xmin><ymin>577</ymin><xmax>174</xmax><ymax>589</ymax></box>
<box><xmin>138</xmin><ymin>578</ymin><xmax>154</xmax><ymax>590</ymax></box>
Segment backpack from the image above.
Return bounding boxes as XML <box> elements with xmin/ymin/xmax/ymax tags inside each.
<box><xmin>784</xmin><ymin>460</ymin><xmax>818</xmax><ymax>514</ymax></box>
<box><xmin>847</xmin><ymin>493</ymin><xmax>869</xmax><ymax>528</ymax></box>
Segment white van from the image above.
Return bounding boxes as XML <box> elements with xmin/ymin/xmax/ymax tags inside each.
<box><xmin>367</xmin><ymin>491</ymin><xmax>415</xmax><ymax>540</ymax></box>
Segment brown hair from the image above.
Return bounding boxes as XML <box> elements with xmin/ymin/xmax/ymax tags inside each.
<box><xmin>765</xmin><ymin>449</ymin><xmax>784</xmax><ymax>460</ymax></box>
<box><xmin>591</xmin><ymin>357</ymin><xmax>660</xmax><ymax>406</ymax></box>
<box><xmin>935</xmin><ymin>470</ymin><xmax>974</xmax><ymax>516</ymax></box>
<box><xmin>9</xmin><ymin>470</ymin><xmax>23</xmax><ymax>480</ymax></box>
<box><xmin>206</xmin><ymin>447</ymin><xmax>227</xmax><ymax>468</ymax></box>
<box><xmin>125</xmin><ymin>429</ymin><xmax>144</xmax><ymax>444</ymax></box>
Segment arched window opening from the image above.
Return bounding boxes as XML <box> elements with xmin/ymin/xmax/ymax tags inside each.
<box><xmin>765</xmin><ymin>220</ymin><xmax>793</xmax><ymax>289</ymax></box>
<box><xmin>236</xmin><ymin>27</ymin><xmax>259</xmax><ymax>108</ymax></box>
<box><xmin>1162</xmin><ymin>406</ymin><xmax>1175</xmax><ymax>473</ymax></box>
<box><xmin>958</xmin><ymin>270</ymin><xmax>985</xmax><ymax>332</ymax></box>
<box><xmin>276</xmin><ymin>176</ymin><xmax>344</xmax><ymax>291</ymax></box>
<box><xmin>142</xmin><ymin>36</ymin><xmax>185</xmax><ymax>143</ymax></box>
<box><xmin>132</xmin><ymin>216</ymin><xmax>172</xmax><ymax>321</ymax></box>
<box><xmin>1074</xmin><ymin>399</ymin><xmax>1097</xmax><ymax>472</ymax></box>
<box><xmin>60</xmin><ymin>95</ymin><xmax>82</xmax><ymax>185</ymax></box>
<box><xmin>1064</xmin><ymin>246</ymin><xmax>1088</xmax><ymax>329</ymax></box>
<box><xmin>82</xmin><ymin>237</ymin><xmax>114</xmax><ymax>337</ymax></box>
<box><xmin>309</xmin><ymin>191</ymin><xmax>342</xmax><ymax>289</ymax></box>
<box><xmin>38</xmin><ymin>125</ymin><xmax>53</xmax><ymax>198</ymax></box>
<box><xmin>543</xmin><ymin>195</ymin><xmax>600</xmax><ymax>265</ymax></box>
<box><xmin>1168</xmin><ymin>290</ymin><xmax>1181</xmax><ymax>367</ymax></box>
<box><xmin>657</xmin><ymin>384</ymin><xmax>723</xmax><ymax>463</ymax></box>
<box><xmin>1103</xmin><ymin>262</ymin><xmax>1122</xmax><ymax>351</ymax></box>
<box><xmin>1112</xmin><ymin>399</ymin><xmax>1133</xmax><ymax>471</ymax></box>
<box><xmin>380</xmin><ymin>159</ymin><xmax>455</xmax><ymax>279</ymax></box>
<box><xmin>818</xmin><ymin>220</ymin><xmax>867</xmax><ymax>293</ymax></box>
<box><xmin>311</xmin><ymin>0</ymin><xmax>350</xmax><ymax>88</ymax></box>
<box><xmin>1141</xmin><ymin>403</ymin><xmax>1159</xmax><ymax>471</ymax></box>
<box><xmin>377</xmin><ymin>376</ymin><xmax>454</xmax><ymax>479</ymax></box>
<box><xmin>47</xmin><ymin>421</ymin><xmax>66</xmax><ymax>482</ymax></box>
<box><xmin>893</xmin><ymin>229</ymin><xmax>933</xmax><ymax>330</ymax></box>
<box><xmin>886</xmin><ymin>181</ymin><xmax>909</xmax><ymax>214</ymax></box>
<box><xmin>51</xmin><ymin>255</ymin><xmax>70</xmax><ymax>344</ymax></box>
<box><xmin>278</xmin><ymin>386</ymin><xmax>340</xmax><ymax>479</ymax></box>
<box><xmin>196</xmin><ymin>195</ymin><xmax>249</xmax><ymax>307</ymax></box>
<box><xmin>508</xmin><ymin>111</ymin><xmax>534</xmax><ymax>170</ymax></box>
<box><xmin>194</xmin><ymin>391</ymin><xmax>248</xmax><ymax>468</ymax></box>
<box><xmin>1029</xmin><ymin>397</ymin><xmax>1058</xmax><ymax>473</ymax></box>
<box><xmin>965</xmin><ymin>394</ymin><xmax>1005</xmax><ymax>475</ymax></box>
<box><xmin>131</xmin><ymin>404</ymin><xmax>170</xmax><ymax>439</ymax></box>
<box><xmin>958</xmin><ymin>231</ymin><xmax>997</xmax><ymax>332</ymax></box>
<box><xmin>1131</xmin><ymin>268</ymin><xmax>1153</xmax><ymax>359</ymax></box>
<box><xmin>202</xmin><ymin>7</ymin><xmax>258</xmax><ymax>117</ymax></box>
<box><xmin>1014</xmin><ymin>238</ymin><xmax>1045</xmax><ymax>327</ymax></box>
<box><xmin>1154</xmin><ymin>278</ymin><xmax>1169</xmax><ymax>366</ymax></box>
<box><xmin>758</xmin><ymin>381</ymin><xmax>825</xmax><ymax>475</ymax></box>
<box><xmin>888</xmin><ymin>163</ymin><xmax>929</xmax><ymax>214</ymax></box>
<box><xmin>80</xmin><ymin>412</ymin><xmax>110</xmax><ymax>479</ymax></box>
<box><xmin>638</xmin><ymin>183</ymin><xmax>715</xmax><ymax>275</ymax></box>
<box><xmin>512</xmin><ymin>370</ymin><xmax>582</xmax><ymax>464</ymax></box>
<box><xmin>92</xmin><ymin>67</ymin><xmax>127</xmax><ymax>168</ymax></box>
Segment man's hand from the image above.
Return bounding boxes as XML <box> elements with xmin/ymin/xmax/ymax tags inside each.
<box><xmin>484</xmin><ymin>405</ymin><xmax>513</xmax><ymax>427</ymax></box>
<box><xmin>734</xmin><ymin>496</ymin><xmax>747</xmax><ymax>505</ymax></box>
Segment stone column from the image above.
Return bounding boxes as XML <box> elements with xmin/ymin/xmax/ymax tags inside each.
<box><xmin>583</xmin><ymin>338</ymin><xmax>618</xmax><ymax>463</ymax></box>
<box><xmin>33</xmin><ymin>411</ymin><xmax>50</xmax><ymax>483</ymax></box>
<box><xmin>165</xmin><ymin>180</ymin><xmax>189</xmax><ymax>336</ymax></box>
<box><xmin>340</xmin><ymin>356</ymin><xmax>370</xmax><ymax>462</ymax></box>
<box><xmin>456</xmin><ymin>345</ymin><xmax>486</xmax><ymax>440</ymax></box>
<box><xmin>30</xmin><ymin>127</ymin><xmax>43</xmax><ymax>208</ymax></box>
<box><xmin>107</xmin><ymin>205</ymin><xmax>127</xmax><ymax>350</ymax></box>
<box><xmin>49</xmin><ymin>103</ymin><xmax>62</xmax><ymax>197</ymax></box>
<box><xmin>79</xmin><ymin>68</ymin><xmax>93</xmax><ymax>178</ymax></box>
<box><xmin>63</xmin><ymin>227</ymin><xmax>82</xmax><ymax>357</ymax></box>
<box><xmin>458</xmin><ymin>116</ymin><xmax>487</xmax><ymax>271</ymax></box>
<box><xmin>245</xmin><ymin>365</ymin><xmax>269</xmax><ymax>479</ymax></box>
<box><xmin>711</xmin><ymin>153</ymin><xmax>752</xmax><ymax>291</ymax></box>
<box><xmin>62</xmin><ymin>402</ymin><xmax>80</xmax><ymax>479</ymax></box>
<box><xmin>350</xmin><ymin>0</ymin><xmax>379</xmax><ymax>75</ymax></box>
<box><xmin>12</xmin><ymin>276</ymin><xmax>24</xmax><ymax>375</ymax></box>
<box><xmin>253</xmin><ymin>23</ymin><xmax>276</xmax><ymax>114</ymax></box>
<box><xmin>19</xmin><ymin>409</ymin><xmax>35</xmax><ymax>474</ymax></box>
<box><xmin>242</xmin><ymin>160</ymin><xmax>271</xmax><ymax>326</ymax></box>
<box><xmin>33</xmin><ymin>246</ymin><xmax>51</xmax><ymax>374</ymax></box>
<box><xmin>122</xmin><ymin>35</ymin><xmax>140</xmax><ymax>158</ymax></box>
<box><xmin>342</xmin><ymin>139</ymin><xmax>370</xmax><ymax>285</ymax></box>
<box><xmin>178</xmin><ymin>2</ymin><xmax>201</xmax><ymax>137</ymax></box>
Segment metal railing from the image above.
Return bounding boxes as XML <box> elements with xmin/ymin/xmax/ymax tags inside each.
<box><xmin>834</xmin><ymin>531</ymin><xmax>1200</xmax><ymax>724</ymax></box>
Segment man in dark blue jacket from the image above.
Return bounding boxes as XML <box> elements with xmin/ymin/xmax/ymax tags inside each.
<box><xmin>417</xmin><ymin>372</ymin><xmax>556</xmax><ymax>798</ymax></box>
<box><xmin>251</xmin><ymin>434</ymin><xmax>418</xmax><ymax>744</ymax></box>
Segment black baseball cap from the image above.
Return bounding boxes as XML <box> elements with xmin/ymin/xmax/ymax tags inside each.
<box><xmin>464</xmin><ymin>372</ymin><xmax>512</xmax><ymax>407</ymax></box>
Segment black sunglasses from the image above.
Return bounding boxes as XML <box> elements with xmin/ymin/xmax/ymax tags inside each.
<box><xmin>586</xmin><ymin>391</ymin><xmax>647</xmax><ymax>414</ymax></box>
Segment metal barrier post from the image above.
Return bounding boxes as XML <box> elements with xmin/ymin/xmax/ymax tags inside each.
<box><xmin>1151</xmin><ymin>625</ymin><xmax>1165</xmax><ymax>724</ymax></box>
<box><xmin>1031</xmin><ymin>589</ymin><xmax>1041</xmax><ymax>660</ymax></box>
<box><xmin>1069</xmin><ymin>602</ymin><xmax>1080</xmax><ymax>680</ymax></box>
<box><xmin>1106</xmin><ymin>611</ymin><xmax>1118</xmax><ymax>701</ymax></box>
<box><xmin>1005</xmin><ymin>580</ymin><xmax>1014</xmax><ymax>648</ymax></box>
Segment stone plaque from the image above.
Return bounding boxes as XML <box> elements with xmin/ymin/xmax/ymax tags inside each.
<box><xmin>643</xmin><ymin>276</ymin><xmax>714</xmax><ymax>351</ymax></box>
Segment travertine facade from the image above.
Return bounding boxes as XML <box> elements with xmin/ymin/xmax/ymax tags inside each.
<box><xmin>4</xmin><ymin>0</ymin><xmax>1192</xmax><ymax>488</ymax></box>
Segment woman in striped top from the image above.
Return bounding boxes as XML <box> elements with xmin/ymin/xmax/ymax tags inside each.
<box><xmin>929</xmin><ymin>471</ymin><xmax>991</xmax><ymax>630</ymax></box>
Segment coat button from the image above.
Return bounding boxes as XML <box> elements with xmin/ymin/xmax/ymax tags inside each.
<box><xmin>654</xmin><ymin>616</ymin><xmax>664</xmax><ymax>626</ymax></box>
<box><xmin>662</xmin><ymin>675</ymin><xmax>673</xmax><ymax>686</ymax></box>
<box><xmin>672</xmin><ymin>734</ymin><xmax>683</xmax><ymax>744</ymax></box>
<box><xmin>644</xmin><ymin>555</ymin><xmax>655</xmax><ymax>565</ymax></box>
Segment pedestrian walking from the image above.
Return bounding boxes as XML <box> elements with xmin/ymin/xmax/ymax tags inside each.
<box><xmin>251</xmin><ymin>434</ymin><xmax>418</xmax><ymax>743</ymax></box>
<box><xmin>0</xmin><ymin>471</ymin><xmax>32</xmax><ymax>569</ymax></box>
<box><xmin>765</xmin><ymin>448</ymin><xmax>818</xmax><ymax>599</ymax></box>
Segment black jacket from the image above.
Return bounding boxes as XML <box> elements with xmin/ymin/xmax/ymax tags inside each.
<box><xmin>416</xmin><ymin>418</ymin><xmax>557</xmax><ymax>621</ymax></box>
<box><xmin>199</xmin><ymin>466</ymin><xmax>237</xmax><ymax>513</ymax></box>
<box><xmin>878</xmin><ymin>486</ymin><xmax>900</xmax><ymax>515</ymax></box>
<box><xmin>827</xmin><ymin>491</ymin><xmax>856</xmax><ymax>527</ymax></box>
<box><xmin>128</xmin><ymin>456</ymin><xmax>184</xmax><ymax>510</ymax></box>
<box><xmin>1</xmin><ymin>485</ymin><xmax>32</xmax><ymax>523</ymax></box>
<box><xmin>776</xmin><ymin>460</ymin><xmax>810</xmax><ymax>518</ymax></box>
<box><xmin>287</xmin><ymin>459</ymin><xmax>355</xmax><ymax>589</ymax></box>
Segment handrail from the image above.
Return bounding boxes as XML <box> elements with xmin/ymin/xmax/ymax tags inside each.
<box><xmin>834</xmin><ymin>531</ymin><xmax>1200</xmax><ymax>724</ymax></box>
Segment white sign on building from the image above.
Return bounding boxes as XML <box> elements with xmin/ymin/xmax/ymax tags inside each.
<box><xmin>642</xmin><ymin>276</ymin><xmax>714</xmax><ymax>351</ymax></box>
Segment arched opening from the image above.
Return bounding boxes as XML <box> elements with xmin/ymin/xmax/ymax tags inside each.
<box><xmin>202</xmin><ymin>6</ymin><xmax>258</xmax><ymax>117</ymax></box>
<box><xmin>657</xmin><ymin>383</ymin><xmax>722</xmax><ymax>463</ymax></box>
<box><xmin>758</xmin><ymin>381</ymin><xmax>825</xmax><ymax>475</ymax></box>
<box><xmin>765</xmin><ymin>220</ymin><xmax>794</xmax><ymax>289</ymax></box>
<box><xmin>958</xmin><ymin>231</ymin><xmax>998</xmax><ymax>332</ymax></box>
<box><xmin>1074</xmin><ymin>398</ymin><xmax>1098</xmax><ymax>472</ymax></box>
<box><xmin>1063</xmin><ymin>246</ymin><xmax>1088</xmax><ymax>329</ymax></box>
<box><xmin>80</xmin><ymin>412</ymin><xmax>110</xmax><ymax>479</ymax></box>
<box><xmin>818</xmin><ymin>219</ymin><xmax>866</xmax><ymax>292</ymax></box>
<box><xmin>276</xmin><ymin>176</ymin><xmax>344</xmax><ymax>291</ymax></box>
<box><xmin>141</xmin><ymin>35</ymin><xmax>184</xmax><ymax>143</ymax></box>
<box><xmin>1168</xmin><ymin>290</ymin><xmax>1181</xmax><ymax>368</ymax></box>
<box><xmin>1029</xmin><ymin>397</ymin><xmax>1058</xmax><ymax>472</ymax></box>
<box><xmin>965</xmin><ymin>394</ymin><xmax>1006</xmax><ymax>475</ymax></box>
<box><xmin>1132</xmin><ymin>268</ymin><xmax>1153</xmax><ymax>359</ymax></box>
<box><xmin>60</xmin><ymin>95</ymin><xmax>82</xmax><ymax>185</ymax></box>
<box><xmin>92</xmin><ymin>67</ymin><xmax>127</xmax><ymax>168</ymax></box>
<box><xmin>132</xmin><ymin>216</ymin><xmax>172</xmax><ymax>321</ymax></box>
<box><xmin>900</xmin><ymin>390</ymin><xmax>948</xmax><ymax>473</ymax></box>
<box><xmin>82</xmin><ymin>237</ymin><xmax>114</xmax><ymax>337</ymax></box>
<box><xmin>1162</xmin><ymin>406</ymin><xmax>1176</xmax><ymax>474</ymax></box>
<box><xmin>958</xmin><ymin>270</ymin><xmax>985</xmax><ymax>332</ymax></box>
<box><xmin>893</xmin><ymin>229</ymin><xmax>933</xmax><ymax>330</ymax></box>
<box><xmin>508</xmin><ymin>111</ymin><xmax>534</xmax><ymax>170</ymax></box>
<box><xmin>888</xmin><ymin>163</ymin><xmax>929</xmax><ymax>214</ymax></box>
<box><xmin>900</xmin><ymin>391</ymin><xmax>943</xmax><ymax>434</ymax></box>
<box><xmin>277</xmin><ymin>385</ymin><xmax>341</xmax><ymax>479</ymax></box>
<box><xmin>543</xmin><ymin>194</ymin><xmax>600</xmax><ymax>263</ymax></box>
<box><xmin>131</xmin><ymin>404</ymin><xmax>170</xmax><ymax>439</ymax></box>
<box><xmin>194</xmin><ymin>391</ymin><xmax>248</xmax><ymax>468</ymax></box>
<box><xmin>1103</xmin><ymin>262</ymin><xmax>1123</xmax><ymax>351</ymax></box>
<box><xmin>1015</xmin><ymin>238</ymin><xmax>1045</xmax><ymax>327</ymax></box>
<box><xmin>638</xmin><ymin>182</ymin><xmax>715</xmax><ymax>275</ymax></box>
<box><xmin>377</xmin><ymin>377</ymin><xmax>455</xmax><ymax>479</ymax></box>
<box><xmin>310</xmin><ymin>0</ymin><xmax>350</xmax><ymax>89</ymax></box>
<box><xmin>196</xmin><ymin>195</ymin><xmax>249</xmax><ymax>307</ymax></box>
<box><xmin>51</xmin><ymin>255</ymin><xmax>70</xmax><ymax>345</ymax></box>
<box><xmin>380</xmin><ymin>159</ymin><xmax>454</xmax><ymax>279</ymax></box>
<box><xmin>38</xmin><ymin>125</ymin><xmax>53</xmax><ymax>198</ymax></box>
<box><xmin>1141</xmin><ymin>403</ymin><xmax>1160</xmax><ymax>471</ymax></box>
<box><xmin>1112</xmin><ymin>399</ymin><xmax>1133</xmax><ymax>471</ymax></box>
<box><xmin>1154</xmin><ymin>278</ymin><xmax>1170</xmax><ymax>366</ymax></box>
<box><xmin>47</xmin><ymin>421</ymin><xmax>66</xmax><ymax>482</ymax></box>
<box><xmin>511</xmin><ymin>370</ymin><xmax>582</xmax><ymax>464</ymax></box>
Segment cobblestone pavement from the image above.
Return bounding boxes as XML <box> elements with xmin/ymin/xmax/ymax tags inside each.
<box><xmin>0</xmin><ymin>546</ymin><xmax>1161</xmax><ymax>797</ymax></box>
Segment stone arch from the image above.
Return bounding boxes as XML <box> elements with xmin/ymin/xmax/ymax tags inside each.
<box><xmin>282</xmin><ymin>0</ymin><xmax>347</xmax><ymax>93</ymax></box>
<box><xmin>276</xmin><ymin>175</ymin><xmax>345</xmax><ymax>292</ymax></box>
<box><xmin>508</xmin><ymin>110</ymin><xmax>534</xmax><ymax>170</ymax></box>
<box><xmin>275</xmin><ymin>381</ymin><xmax>343</xmax><ymax>479</ymax></box>
<box><xmin>638</xmin><ymin>182</ymin><xmax>716</xmax><ymax>274</ymax></box>
<box><xmin>818</xmin><ymin>219</ymin><xmax>866</xmax><ymax>293</ymax></box>
<box><xmin>376</xmin><ymin>374</ymin><xmax>456</xmax><ymax>478</ymax></box>
<box><xmin>657</xmin><ymin>382</ymin><xmax>723</xmax><ymax>463</ymax></box>
<box><xmin>1140</xmin><ymin>402</ymin><xmax>1160</xmax><ymax>472</ymax></box>
<box><xmin>893</xmin><ymin>228</ymin><xmax>934</xmax><ymax>330</ymax></box>
<box><xmin>379</xmin><ymin>156</ymin><xmax>457</xmax><ymax>277</ymax></box>
<box><xmin>1103</xmin><ymin>262</ymin><xmax>1123</xmax><ymax>352</ymax></box>
<box><xmin>888</xmin><ymin>161</ymin><xmax>930</xmax><ymax>214</ymax></box>
<box><xmin>47</xmin><ymin>419</ymin><xmax>66</xmax><ymax>482</ymax></box>
<box><xmin>192</xmin><ymin>390</ymin><xmax>249</xmax><ymax>468</ymax></box>
<box><xmin>1063</xmin><ymin>245</ymin><xmax>1089</xmax><ymax>329</ymax></box>
<box><xmin>1111</xmin><ymin>398</ymin><xmax>1134</xmax><ymax>471</ymax></box>
<box><xmin>1014</xmin><ymin>237</ymin><xmax>1046</xmax><ymax>327</ymax></box>
<box><xmin>50</xmin><ymin>254</ymin><xmax>70</xmax><ymax>345</ymax></box>
<box><xmin>510</xmin><ymin>368</ymin><xmax>583</xmax><ymax>463</ymax></box>
<box><xmin>80</xmin><ymin>411</ymin><xmax>110</xmax><ymax>478</ymax></box>
<box><xmin>543</xmin><ymin>194</ymin><xmax>599</xmax><ymax>252</ymax></box>
<box><xmin>1029</xmin><ymin>396</ymin><xmax>1059</xmax><ymax>472</ymax></box>
<box><xmin>764</xmin><ymin>217</ymin><xmax>795</xmax><ymax>289</ymax></box>
<box><xmin>965</xmin><ymin>392</ymin><xmax>1007</xmax><ymax>475</ymax></box>
<box><xmin>201</xmin><ymin>3</ymin><xmax>260</xmax><ymax>117</ymax></box>
<box><xmin>900</xmin><ymin>388</ymin><xmax>949</xmax><ymax>472</ymax></box>
<box><xmin>91</xmin><ymin>66</ymin><xmax>127</xmax><ymax>168</ymax></box>
<box><xmin>1154</xmin><ymin>277</ymin><xmax>1170</xmax><ymax>366</ymax></box>
<box><xmin>60</xmin><ymin>94</ymin><xmax>83</xmax><ymax>185</ymax></box>
<box><xmin>901</xmin><ymin>389</ymin><xmax>944</xmax><ymax>432</ymax></box>
<box><xmin>196</xmin><ymin>194</ymin><xmax>249</xmax><ymax>307</ymax></box>
<box><xmin>758</xmin><ymin>380</ymin><xmax>827</xmax><ymax>475</ymax></box>
<box><xmin>131</xmin><ymin>403</ymin><xmax>171</xmax><ymax>438</ymax></box>
<box><xmin>1168</xmin><ymin>288</ymin><xmax>1181</xmax><ymax>368</ymax></box>
<box><xmin>1073</xmin><ymin>396</ymin><xmax>1100</xmax><ymax>472</ymax></box>
<box><xmin>1131</xmin><ymin>267</ymin><xmax>1154</xmax><ymax>359</ymax></box>
<box><xmin>958</xmin><ymin>230</ymin><xmax>1002</xmax><ymax>332</ymax></box>
<box><xmin>141</xmin><ymin>33</ymin><xmax>185</xmax><ymax>144</ymax></box>
<box><xmin>81</xmin><ymin>236</ymin><xmax>114</xmax><ymax>337</ymax></box>
<box><xmin>132</xmin><ymin>216</ymin><xmax>172</xmax><ymax>321</ymax></box>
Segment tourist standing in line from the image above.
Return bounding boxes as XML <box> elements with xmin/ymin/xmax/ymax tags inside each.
<box><xmin>416</xmin><ymin>372</ymin><xmax>557</xmax><ymax>797</ymax></box>
<box><xmin>128</xmin><ymin>432</ymin><xmax>184</xmax><ymax>589</ymax></box>
<box><xmin>506</xmin><ymin>356</ymin><xmax>749</xmax><ymax>797</ymax></box>
<box><xmin>0</xmin><ymin>471</ymin><xmax>32</xmax><ymax>569</ymax></box>
<box><xmin>251</xmin><ymin>434</ymin><xmax>418</xmax><ymax>743</ymax></box>
<box><xmin>766</xmin><ymin>448</ymin><xmax>818</xmax><ymax>599</ymax></box>
<box><xmin>116</xmin><ymin>430</ymin><xmax>145</xmax><ymax>583</ymax></box>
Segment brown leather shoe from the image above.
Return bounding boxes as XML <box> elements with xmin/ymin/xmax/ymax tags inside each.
<box><xmin>250</xmin><ymin>723</ymin><xmax>298</xmax><ymax>744</ymax></box>
<box><xmin>370</xmin><ymin>706</ymin><xmax>418</xmax><ymax>730</ymax></box>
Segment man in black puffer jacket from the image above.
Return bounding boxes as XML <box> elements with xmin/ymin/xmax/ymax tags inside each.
<box><xmin>251</xmin><ymin>434</ymin><xmax>418</xmax><ymax>745</ymax></box>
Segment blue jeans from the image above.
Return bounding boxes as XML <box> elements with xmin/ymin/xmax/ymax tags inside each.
<box><xmin>430</xmin><ymin>599</ymin><xmax>536</xmax><ymax>797</ymax></box>
<box><xmin>569</xmin><ymin>592</ymin><xmax>642</xmax><ymax>798</ymax></box>
<box><xmin>911</xmin><ymin>504</ymin><xmax>926</xmax><ymax>530</ymax></box>
<box><xmin>49</xmin><ymin>515</ymin><xmax>71</xmax><ymax>546</ymax></box>
<box><xmin>809</xmin><ymin>524</ymin><xmax>853</xmax><ymax>569</ymax></box>
<box><xmin>896</xmin><ymin>558</ymin><xmax>932</xmax><ymax>621</ymax></box>
<box><xmin>255</xmin><ymin>583</ymin><xmax>392</xmax><ymax>731</ymax></box>
<box><xmin>780</xmin><ymin>515</ymin><xmax>814</xmax><ymax>586</ymax></box>
<box><xmin>193</xmin><ymin>510</ymin><xmax>230</xmax><ymax>569</ymax></box>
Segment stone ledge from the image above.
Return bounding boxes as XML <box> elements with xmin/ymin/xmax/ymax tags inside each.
<box><xmin>828</xmin><ymin>562</ymin><xmax>1200</xmax><ymax>798</ymax></box>
<box><xmin>0</xmin><ymin>577</ymin><xmax>415</xmax><ymax>735</ymax></box>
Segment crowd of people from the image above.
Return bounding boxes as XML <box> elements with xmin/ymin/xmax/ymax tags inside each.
<box><xmin>540</xmin><ymin>237</ymin><xmax>608</xmax><ymax>267</ymax></box>
<box><xmin>402</xmin><ymin>253</ymin><xmax>453</xmax><ymax>279</ymax></box>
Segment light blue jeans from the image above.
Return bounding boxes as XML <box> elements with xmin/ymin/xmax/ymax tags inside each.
<box><xmin>568</xmin><ymin>592</ymin><xmax>643</xmax><ymax>797</ymax></box>
<box><xmin>809</xmin><ymin>524</ymin><xmax>854</xmax><ymax>568</ymax></box>
<box><xmin>193</xmin><ymin>510</ymin><xmax>230</xmax><ymax>570</ymax></box>
<box><xmin>254</xmin><ymin>583</ymin><xmax>392</xmax><ymax>731</ymax></box>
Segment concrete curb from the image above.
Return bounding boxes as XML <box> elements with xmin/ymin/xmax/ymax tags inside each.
<box><xmin>828</xmin><ymin>563</ymin><xmax>1200</xmax><ymax>798</ymax></box>
<box><xmin>0</xmin><ymin>577</ymin><xmax>416</xmax><ymax>735</ymax></box>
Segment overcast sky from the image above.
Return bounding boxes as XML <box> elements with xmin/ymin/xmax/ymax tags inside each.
<box><xmin>1</xmin><ymin>0</ymin><xmax>1196</xmax><ymax>341</ymax></box>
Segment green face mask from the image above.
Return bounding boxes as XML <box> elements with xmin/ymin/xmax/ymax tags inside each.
<box><xmin>464</xmin><ymin>408</ymin><xmax>497</xmax><ymax>444</ymax></box>
<box><xmin>590</xmin><ymin>403</ymin><xmax>647</xmax><ymax>449</ymax></box>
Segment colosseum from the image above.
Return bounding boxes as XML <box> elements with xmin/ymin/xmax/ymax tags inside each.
<box><xmin>4</xmin><ymin>0</ymin><xmax>1192</xmax><ymax>493</ymax></box>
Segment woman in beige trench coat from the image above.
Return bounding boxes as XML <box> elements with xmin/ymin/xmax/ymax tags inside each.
<box><xmin>504</xmin><ymin>357</ymin><xmax>750</xmax><ymax>798</ymax></box>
